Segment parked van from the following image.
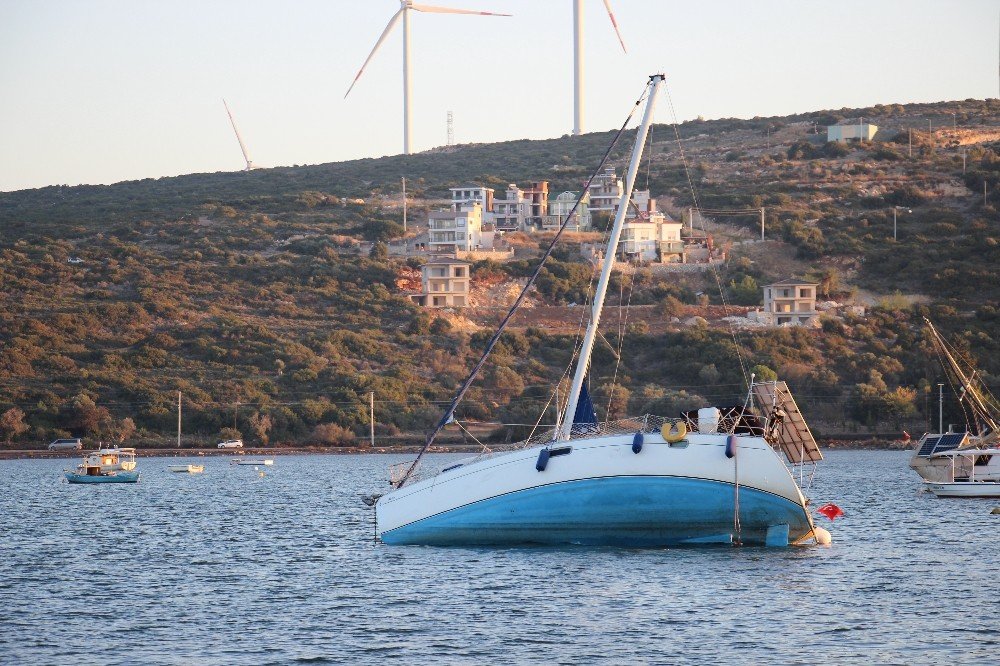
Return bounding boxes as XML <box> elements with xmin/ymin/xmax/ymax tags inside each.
<box><xmin>217</xmin><ymin>439</ymin><xmax>244</xmax><ymax>449</ymax></box>
<box><xmin>48</xmin><ymin>438</ymin><xmax>83</xmax><ymax>451</ymax></box>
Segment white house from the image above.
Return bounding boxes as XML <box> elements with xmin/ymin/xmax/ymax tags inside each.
<box><xmin>827</xmin><ymin>123</ymin><xmax>878</xmax><ymax>143</ymax></box>
<box><xmin>450</xmin><ymin>185</ymin><xmax>494</xmax><ymax>213</ymax></box>
<box><xmin>428</xmin><ymin>202</ymin><xmax>483</xmax><ymax>253</ymax></box>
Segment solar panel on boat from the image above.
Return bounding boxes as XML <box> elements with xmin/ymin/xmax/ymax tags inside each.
<box><xmin>932</xmin><ymin>433</ymin><xmax>966</xmax><ymax>454</ymax></box>
<box><xmin>917</xmin><ymin>436</ymin><xmax>941</xmax><ymax>457</ymax></box>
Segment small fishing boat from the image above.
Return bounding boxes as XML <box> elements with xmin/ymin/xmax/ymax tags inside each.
<box><xmin>168</xmin><ymin>464</ymin><xmax>204</xmax><ymax>474</ymax></box>
<box><xmin>65</xmin><ymin>447</ymin><xmax>140</xmax><ymax>484</ymax></box>
<box><xmin>232</xmin><ymin>459</ymin><xmax>273</xmax><ymax>466</ymax></box>
<box><xmin>924</xmin><ymin>449</ymin><xmax>1000</xmax><ymax>497</ymax></box>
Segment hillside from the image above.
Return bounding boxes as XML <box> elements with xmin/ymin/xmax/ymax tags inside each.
<box><xmin>1</xmin><ymin>98</ymin><xmax>998</xmax><ymax>448</ymax></box>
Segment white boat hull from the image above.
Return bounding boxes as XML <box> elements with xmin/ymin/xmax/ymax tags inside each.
<box><xmin>925</xmin><ymin>481</ymin><xmax>1000</xmax><ymax>498</ymax></box>
<box><xmin>168</xmin><ymin>464</ymin><xmax>204</xmax><ymax>473</ymax></box>
<box><xmin>376</xmin><ymin>432</ymin><xmax>814</xmax><ymax>547</ymax></box>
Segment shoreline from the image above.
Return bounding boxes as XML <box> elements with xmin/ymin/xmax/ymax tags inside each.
<box><xmin>0</xmin><ymin>438</ymin><xmax>913</xmax><ymax>460</ymax></box>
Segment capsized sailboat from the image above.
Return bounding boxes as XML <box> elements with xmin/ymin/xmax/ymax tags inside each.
<box><xmin>909</xmin><ymin>319</ymin><xmax>1000</xmax><ymax>484</ymax></box>
<box><xmin>375</xmin><ymin>75</ymin><xmax>829</xmax><ymax>547</ymax></box>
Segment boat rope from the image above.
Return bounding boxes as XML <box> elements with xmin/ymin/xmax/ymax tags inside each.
<box><xmin>393</xmin><ymin>82</ymin><xmax>653</xmax><ymax>489</ymax></box>
<box><xmin>663</xmin><ymin>83</ymin><xmax>751</xmax><ymax>390</ymax></box>
<box><xmin>604</xmin><ymin>268</ymin><xmax>635</xmax><ymax>420</ymax></box>
<box><xmin>931</xmin><ymin>333</ymin><xmax>975</xmax><ymax>433</ymax></box>
<box><xmin>453</xmin><ymin>418</ymin><xmax>490</xmax><ymax>454</ymax></box>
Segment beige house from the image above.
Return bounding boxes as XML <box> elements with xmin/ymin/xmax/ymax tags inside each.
<box><xmin>589</xmin><ymin>167</ymin><xmax>623</xmax><ymax>212</ymax></box>
<box><xmin>493</xmin><ymin>184</ymin><xmax>528</xmax><ymax>231</ymax></box>
<box><xmin>827</xmin><ymin>123</ymin><xmax>878</xmax><ymax>143</ymax></box>
<box><xmin>763</xmin><ymin>279</ymin><xmax>818</xmax><ymax>326</ymax></box>
<box><xmin>410</xmin><ymin>259</ymin><xmax>471</xmax><ymax>308</ymax></box>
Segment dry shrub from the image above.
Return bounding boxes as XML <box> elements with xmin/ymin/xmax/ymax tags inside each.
<box><xmin>312</xmin><ymin>423</ymin><xmax>356</xmax><ymax>447</ymax></box>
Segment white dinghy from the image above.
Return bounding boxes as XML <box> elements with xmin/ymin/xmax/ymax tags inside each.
<box><xmin>375</xmin><ymin>75</ymin><xmax>828</xmax><ymax>547</ymax></box>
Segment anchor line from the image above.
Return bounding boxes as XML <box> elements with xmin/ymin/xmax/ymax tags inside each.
<box><xmin>393</xmin><ymin>80</ymin><xmax>656</xmax><ymax>489</ymax></box>
<box><xmin>733</xmin><ymin>438</ymin><xmax>742</xmax><ymax>545</ymax></box>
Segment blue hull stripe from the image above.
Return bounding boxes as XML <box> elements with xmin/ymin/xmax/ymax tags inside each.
<box><xmin>381</xmin><ymin>475</ymin><xmax>810</xmax><ymax>546</ymax></box>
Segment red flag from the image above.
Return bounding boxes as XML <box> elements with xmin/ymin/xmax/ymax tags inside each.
<box><xmin>817</xmin><ymin>503</ymin><xmax>844</xmax><ymax>521</ymax></box>
<box><xmin>902</xmin><ymin>430</ymin><xmax>911</xmax><ymax>442</ymax></box>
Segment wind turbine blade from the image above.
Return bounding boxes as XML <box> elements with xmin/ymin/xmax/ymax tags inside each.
<box><xmin>345</xmin><ymin>8</ymin><xmax>404</xmax><ymax>98</ymax></box>
<box><xmin>602</xmin><ymin>0</ymin><xmax>627</xmax><ymax>53</ymax></box>
<box><xmin>409</xmin><ymin>4</ymin><xmax>511</xmax><ymax>16</ymax></box>
<box><xmin>223</xmin><ymin>99</ymin><xmax>253</xmax><ymax>170</ymax></box>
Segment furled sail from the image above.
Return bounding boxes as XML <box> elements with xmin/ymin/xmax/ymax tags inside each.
<box><xmin>573</xmin><ymin>379</ymin><xmax>597</xmax><ymax>427</ymax></box>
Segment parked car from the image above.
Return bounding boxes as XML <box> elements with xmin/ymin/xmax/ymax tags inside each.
<box><xmin>217</xmin><ymin>439</ymin><xmax>244</xmax><ymax>449</ymax></box>
<box><xmin>48</xmin><ymin>438</ymin><xmax>83</xmax><ymax>451</ymax></box>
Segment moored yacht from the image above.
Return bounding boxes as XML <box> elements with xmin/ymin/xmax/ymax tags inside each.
<box><xmin>909</xmin><ymin>319</ymin><xmax>1000</xmax><ymax>484</ymax></box>
<box><xmin>924</xmin><ymin>449</ymin><xmax>1000</xmax><ymax>498</ymax></box>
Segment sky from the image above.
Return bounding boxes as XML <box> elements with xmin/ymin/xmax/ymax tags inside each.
<box><xmin>0</xmin><ymin>0</ymin><xmax>997</xmax><ymax>192</ymax></box>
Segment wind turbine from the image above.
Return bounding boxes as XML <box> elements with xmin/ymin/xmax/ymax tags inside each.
<box><xmin>573</xmin><ymin>0</ymin><xmax>627</xmax><ymax>136</ymax></box>
<box><xmin>344</xmin><ymin>1</ymin><xmax>511</xmax><ymax>156</ymax></box>
<box><xmin>222</xmin><ymin>99</ymin><xmax>260</xmax><ymax>171</ymax></box>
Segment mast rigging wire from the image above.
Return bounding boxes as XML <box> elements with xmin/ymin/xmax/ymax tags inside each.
<box><xmin>393</xmin><ymin>82</ymin><xmax>654</xmax><ymax>489</ymax></box>
<box><xmin>662</xmin><ymin>83</ymin><xmax>751</xmax><ymax>389</ymax></box>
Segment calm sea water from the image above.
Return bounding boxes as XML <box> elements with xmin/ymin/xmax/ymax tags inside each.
<box><xmin>1</xmin><ymin>450</ymin><xmax>996</xmax><ymax>665</ymax></box>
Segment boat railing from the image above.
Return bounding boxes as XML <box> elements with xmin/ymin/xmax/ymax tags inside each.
<box><xmin>393</xmin><ymin>414</ymin><xmax>771</xmax><ymax>485</ymax></box>
<box><xmin>389</xmin><ymin>460</ymin><xmax>417</xmax><ymax>486</ymax></box>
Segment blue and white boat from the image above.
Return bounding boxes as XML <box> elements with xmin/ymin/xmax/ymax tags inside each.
<box><xmin>65</xmin><ymin>447</ymin><xmax>140</xmax><ymax>484</ymax></box>
<box><xmin>375</xmin><ymin>75</ymin><xmax>829</xmax><ymax>547</ymax></box>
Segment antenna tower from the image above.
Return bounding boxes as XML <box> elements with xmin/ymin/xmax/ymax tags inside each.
<box><xmin>447</xmin><ymin>110</ymin><xmax>454</xmax><ymax>146</ymax></box>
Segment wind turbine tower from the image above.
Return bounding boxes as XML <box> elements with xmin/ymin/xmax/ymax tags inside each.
<box><xmin>223</xmin><ymin>99</ymin><xmax>259</xmax><ymax>171</ymax></box>
<box><xmin>345</xmin><ymin>1</ymin><xmax>511</xmax><ymax>156</ymax></box>
<box><xmin>573</xmin><ymin>0</ymin><xmax>628</xmax><ymax>136</ymax></box>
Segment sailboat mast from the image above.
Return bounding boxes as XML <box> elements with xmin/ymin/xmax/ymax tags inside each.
<box><xmin>557</xmin><ymin>73</ymin><xmax>664</xmax><ymax>441</ymax></box>
<box><xmin>925</xmin><ymin>318</ymin><xmax>1000</xmax><ymax>436</ymax></box>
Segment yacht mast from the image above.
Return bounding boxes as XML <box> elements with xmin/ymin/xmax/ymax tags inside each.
<box><xmin>925</xmin><ymin>318</ymin><xmax>1000</xmax><ymax>438</ymax></box>
<box><xmin>557</xmin><ymin>73</ymin><xmax>664</xmax><ymax>441</ymax></box>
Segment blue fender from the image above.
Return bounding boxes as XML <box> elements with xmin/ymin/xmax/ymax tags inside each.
<box><xmin>535</xmin><ymin>448</ymin><xmax>550</xmax><ymax>471</ymax></box>
<box><xmin>726</xmin><ymin>434</ymin><xmax>738</xmax><ymax>459</ymax></box>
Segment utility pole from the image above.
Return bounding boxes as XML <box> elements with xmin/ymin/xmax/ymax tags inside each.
<box><xmin>234</xmin><ymin>401</ymin><xmax>239</xmax><ymax>431</ymax></box>
<box><xmin>688</xmin><ymin>206</ymin><xmax>693</xmax><ymax>233</ymax></box>
<box><xmin>928</xmin><ymin>119</ymin><xmax>933</xmax><ymax>152</ymax></box>
<box><xmin>369</xmin><ymin>391</ymin><xmax>375</xmax><ymax>447</ymax></box>
<box><xmin>760</xmin><ymin>207</ymin><xmax>765</xmax><ymax>241</ymax></box>
<box><xmin>908</xmin><ymin>128</ymin><xmax>912</xmax><ymax>158</ymax></box>
<box><xmin>938</xmin><ymin>383</ymin><xmax>944</xmax><ymax>433</ymax></box>
<box><xmin>402</xmin><ymin>177</ymin><xmax>407</xmax><ymax>232</ymax></box>
<box><xmin>177</xmin><ymin>391</ymin><xmax>182</xmax><ymax>449</ymax></box>
<box><xmin>446</xmin><ymin>110</ymin><xmax>454</xmax><ymax>146</ymax></box>
<box><xmin>893</xmin><ymin>207</ymin><xmax>897</xmax><ymax>241</ymax></box>
<box><xmin>962</xmin><ymin>151</ymin><xmax>967</xmax><ymax>174</ymax></box>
